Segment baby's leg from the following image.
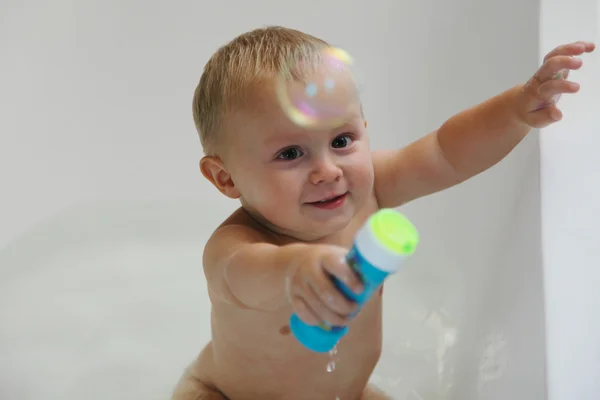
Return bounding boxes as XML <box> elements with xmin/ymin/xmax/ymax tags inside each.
<box><xmin>361</xmin><ymin>384</ymin><xmax>393</xmax><ymax>400</ymax></box>
<box><xmin>171</xmin><ymin>364</ymin><xmax>228</xmax><ymax>400</ymax></box>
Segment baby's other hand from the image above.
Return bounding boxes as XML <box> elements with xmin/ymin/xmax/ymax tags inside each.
<box><xmin>518</xmin><ymin>40</ymin><xmax>595</xmax><ymax>128</ymax></box>
<box><xmin>285</xmin><ymin>244</ymin><xmax>363</xmax><ymax>327</ymax></box>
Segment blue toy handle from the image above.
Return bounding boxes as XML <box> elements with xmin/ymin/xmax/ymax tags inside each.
<box><xmin>289</xmin><ymin>246</ymin><xmax>389</xmax><ymax>352</ymax></box>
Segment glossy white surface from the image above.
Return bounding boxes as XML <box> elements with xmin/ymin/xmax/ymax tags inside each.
<box><xmin>539</xmin><ymin>0</ymin><xmax>600</xmax><ymax>398</ymax></box>
<box><xmin>0</xmin><ymin>202</ymin><xmax>211</xmax><ymax>399</ymax></box>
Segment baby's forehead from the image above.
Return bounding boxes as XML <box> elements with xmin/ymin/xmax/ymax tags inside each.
<box><xmin>228</xmin><ymin>102</ymin><xmax>362</xmax><ymax>141</ymax></box>
<box><xmin>226</xmin><ymin>93</ymin><xmax>298</xmax><ymax>135</ymax></box>
<box><xmin>222</xmin><ymin>61</ymin><xmax>360</xmax><ymax>140</ymax></box>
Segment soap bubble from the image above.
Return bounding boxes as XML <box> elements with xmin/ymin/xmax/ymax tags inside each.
<box><xmin>275</xmin><ymin>46</ymin><xmax>359</xmax><ymax>129</ymax></box>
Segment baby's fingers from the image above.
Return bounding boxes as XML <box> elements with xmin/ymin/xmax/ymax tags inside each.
<box><xmin>303</xmin><ymin>282</ymin><xmax>349</xmax><ymax>326</ymax></box>
<box><xmin>289</xmin><ymin>295</ymin><xmax>322</xmax><ymax>326</ymax></box>
<box><xmin>536</xmin><ymin>55</ymin><xmax>582</xmax><ymax>82</ymax></box>
<box><xmin>321</xmin><ymin>250</ymin><xmax>363</xmax><ymax>295</ymax></box>
<box><xmin>308</xmin><ymin>268</ymin><xmax>357</xmax><ymax>317</ymax></box>
<box><xmin>538</xmin><ymin>79</ymin><xmax>580</xmax><ymax>102</ymax></box>
<box><xmin>543</xmin><ymin>41</ymin><xmax>595</xmax><ymax>62</ymax></box>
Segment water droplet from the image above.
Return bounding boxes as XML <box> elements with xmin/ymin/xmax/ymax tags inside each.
<box><xmin>326</xmin><ymin>360</ymin><xmax>336</xmax><ymax>372</ymax></box>
<box><xmin>329</xmin><ymin>346</ymin><xmax>338</xmax><ymax>356</ymax></box>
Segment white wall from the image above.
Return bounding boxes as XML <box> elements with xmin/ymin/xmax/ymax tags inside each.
<box><xmin>539</xmin><ymin>0</ymin><xmax>600</xmax><ymax>398</ymax></box>
<box><xmin>0</xmin><ymin>0</ymin><xmax>540</xmax><ymax>251</ymax></box>
<box><xmin>3</xmin><ymin>0</ymin><xmax>595</xmax><ymax>398</ymax></box>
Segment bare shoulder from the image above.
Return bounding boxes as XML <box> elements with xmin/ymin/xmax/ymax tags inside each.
<box><xmin>203</xmin><ymin>207</ymin><xmax>274</xmax><ymax>272</ymax></box>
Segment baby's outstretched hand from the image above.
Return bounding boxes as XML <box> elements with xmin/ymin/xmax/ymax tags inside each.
<box><xmin>518</xmin><ymin>40</ymin><xmax>595</xmax><ymax>128</ymax></box>
<box><xmin>285</xmin><ymin>244</ymin><xmax>363</xmax><ymax>327</ymax></box>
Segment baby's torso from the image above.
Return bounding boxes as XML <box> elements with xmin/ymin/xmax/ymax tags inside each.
<box><xmin>202</xmin><ymin>290</ymin><xmax>383</xmax><ymax>399</ymax></box>
<box><xmin>197</xmin><ymin>195</ymin><xmax>382</xmax><ymax>399</ymax></box>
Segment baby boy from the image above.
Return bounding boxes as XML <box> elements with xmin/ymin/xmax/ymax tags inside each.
<box><xmin>171</xmin><ymin>26</ymin><xmax>594</xmax><ymax>400</ymax></box>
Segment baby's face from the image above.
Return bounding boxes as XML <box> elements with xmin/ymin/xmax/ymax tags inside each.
<box><xmin>222</xmin><ymin>72</ymin><xmax>373</xmax><ymax>241</ymax></box>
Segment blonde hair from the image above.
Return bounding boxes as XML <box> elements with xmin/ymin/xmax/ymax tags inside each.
<box><xmin>192</xmin><ymin>26</ymin><xmax>329</xmax><ymax>155</ymax></box>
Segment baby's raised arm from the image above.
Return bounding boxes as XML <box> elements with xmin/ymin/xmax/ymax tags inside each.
<box><xmin>373</xmin><ymin>41</ymin><xmax>595</xmax><ymax>209</ymax></box>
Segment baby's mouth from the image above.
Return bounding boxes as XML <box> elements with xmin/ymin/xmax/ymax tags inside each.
<box><xmin>306</xmin><ymin>192</ymin><xmax>348</xmax><ymax>205</ymax></box>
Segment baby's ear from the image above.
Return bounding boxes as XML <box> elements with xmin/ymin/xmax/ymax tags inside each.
<box><xmin>200</xmin><ymin>156</ymin><xmax>241</xmax><ymax>199</ymax></box>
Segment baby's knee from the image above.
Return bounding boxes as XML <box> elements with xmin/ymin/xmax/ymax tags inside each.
<box><xmin>171</xmin><ymin>366</ymin><xmax>227</xmax><ymax>400</ymax></box>
<box><xmin>171</xmin><ymin>379</ymin><xmax>226</xmax><ymax>400</ymax></box>
<box><xmin>362</xmin><ymin>384</ymin><xmax>392</xmax><ymax>400</ymax></box>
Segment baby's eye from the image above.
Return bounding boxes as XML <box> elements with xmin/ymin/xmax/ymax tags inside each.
<box><xmin>277</xmin><ymin>147</ymin><xmax>304</xmax><ymax>160</ymax></box>
<box><xmin>331</xmin><ymin>135</ymin><xmax>353</xmax><ymax>149</ymax></box>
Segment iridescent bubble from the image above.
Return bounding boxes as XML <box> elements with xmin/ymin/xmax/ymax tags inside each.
<box><xmin>275</xmin><ymin>46</ymin><xmax>358</xmax><ymax>129</ymax></box>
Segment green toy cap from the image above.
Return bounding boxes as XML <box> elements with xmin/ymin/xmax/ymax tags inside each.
<box><xmin>369</xmin><ymin>209</ymin><xmax>419</xmax><ymax>255</ymax></box>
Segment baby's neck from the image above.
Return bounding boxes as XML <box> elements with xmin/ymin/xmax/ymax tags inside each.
<box><xmin>240</xmin><ymin>206</ymin><xmax>338</xmax><ymax>244</ymax></box>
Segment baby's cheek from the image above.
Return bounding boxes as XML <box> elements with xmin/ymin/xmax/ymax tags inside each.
<box><xmin>351</xmin><ymin>153</ymin><xmax>374</xmax><ymax>181</ymax></box>
<box><xmin>347</xmin><ymin>161</ymin><xmax>375</xmax><ymax>200</ymax></box>
<box><xmin>252</xmin><ymin>178</ymin><xmax>296</xmax><ymax>215</ymax></box>
<box><xmin>246</xmin><ymin>179</ymin><xmax>276</xmax><ymax>205</ymax></box>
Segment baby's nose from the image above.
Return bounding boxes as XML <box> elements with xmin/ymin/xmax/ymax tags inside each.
<box><xmin>309</xmin><ymin>160</ymin><xmax>342</xmax><ymax>185</ymax></box>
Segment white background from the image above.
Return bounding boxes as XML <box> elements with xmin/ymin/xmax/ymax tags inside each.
<box><xmin>540</xmin><ymin>0</ymin><xmax>600</xmax><ymax>399</ymax></box>
<box><xmin>0</xmin><ymin>0</ymin><xmax>597</xmax><ymax>398</ymax></box>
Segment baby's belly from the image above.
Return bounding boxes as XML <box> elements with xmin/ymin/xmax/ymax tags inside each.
<box><xmin>206</xmin><ymin>296</ymin><xmax>383</xmax><ymax>400</ymax></box>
